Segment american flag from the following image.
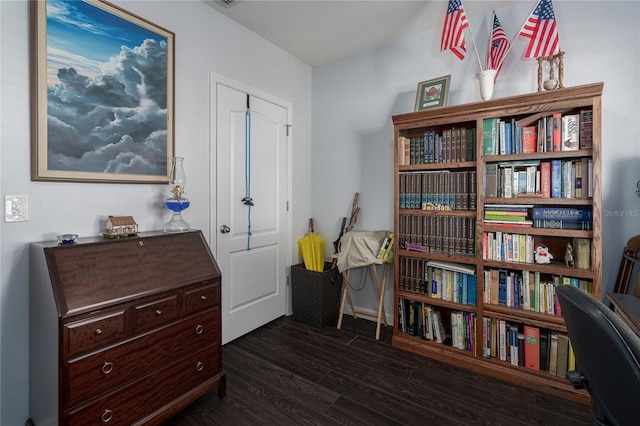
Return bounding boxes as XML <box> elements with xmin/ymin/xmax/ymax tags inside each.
<box><xmin>519</xmin><ymin>0</ymin><xmax>560</xmax><ymax>58</ymax></box>
<box><xmin>487</xmin><ymin>13</ymin><xmax>510</xmax><ymax>78</ymax></box>
<box><xmin>441</xmin><ymin>0</ymin><xmax>469</xmax><ymax>60</ymax></box>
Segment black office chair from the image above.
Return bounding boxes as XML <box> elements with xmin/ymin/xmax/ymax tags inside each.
<box><xmin>556</xmin><ymin>285</ymin><xmax>640</xmax><ymax>426</ymax></box>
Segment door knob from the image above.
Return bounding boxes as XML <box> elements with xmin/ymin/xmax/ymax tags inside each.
<box><xmin>220</xmin><ymin>225</ymin><xmax>230</xmax><ymax>234</ymax></box>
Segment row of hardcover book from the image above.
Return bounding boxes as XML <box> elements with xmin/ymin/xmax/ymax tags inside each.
<box><xmin>397</xmin><ymin>299</ymin><xmax>476</xmax><ymax>352</ymax></box>
<box><xmin>485</xmin><ymin>158</ymin><xmax>593</xmax><ymax>199</ymax></box>
<box><xmin>483</xmin><ymin>109</ymin><xmax>592</xmax><ymax>157</ymax></box>
<box><xmin>482</xmin><ymin>318</ymin><xmax>573</xmax><ymax>377</ymax></box>
<box><xmin>399</xmin><ymin>171</ymin><xmax>477</xmax><ymax>211</ymax></box>
<box><xmin>398</xmin><ymin>214</ymin><xmax>475</xmax><ymax>257</ymax></box>
<box><xmin>398</xmin><ymin>300</ymin><xmax>575</xmax><ymax>376</ymax></box>
<box><xmin>482</xmin><ymin>232</ymin><xmax>591</xmax><ymax>269</ymax></box>
<box><xmin>397</xmin><ymin>127</ymin><xmax>477</xmax><ymax>166</ymax></box>
<box><xmin>398</xmin><ymin>258</ymin><xmax>476</xmax><ymax>305</ymax></box>
<box><xmin>483</xmin><ymin>268</ymin><xmax>594</xmax><ymax>314</ymax></box>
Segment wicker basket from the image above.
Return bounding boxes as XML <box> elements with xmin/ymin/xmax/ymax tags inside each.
<box><xmin>291</xmin><ymin>262</ymin><xmax>342</xmax><ymax>327</ymax></box>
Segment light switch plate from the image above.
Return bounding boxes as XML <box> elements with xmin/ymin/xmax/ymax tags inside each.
<box><xmin>5</xmin><ymin>195</ymin><xmax>29</xmax><ymax>222</ymax></box>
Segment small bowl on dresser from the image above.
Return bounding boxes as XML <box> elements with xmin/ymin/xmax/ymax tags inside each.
<box><xmin>57</xmin><ymin>234</ymin><xmax>78</xmax><ymax>245</ymax></box>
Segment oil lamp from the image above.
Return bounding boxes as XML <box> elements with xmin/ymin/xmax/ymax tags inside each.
<box><xmin>163</xmin><ymin>157</ymin><xmax>190</xmax><ymax>233</ymax></box>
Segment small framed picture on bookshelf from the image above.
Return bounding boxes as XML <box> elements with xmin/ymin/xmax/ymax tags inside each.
<box><xmin>414</xmin><ymin>75</ymin><xmax>451</xmax><ymax>111</ymax></box>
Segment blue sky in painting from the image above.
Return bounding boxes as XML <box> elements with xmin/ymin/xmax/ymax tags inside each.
<box><xmin>45</xmin><ymin>0</ymin><xmax>169</xmax><ymax>176</ymax></box>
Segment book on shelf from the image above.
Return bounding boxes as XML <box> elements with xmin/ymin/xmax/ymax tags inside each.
<box><xmin>423</xmin><ymin>305</ymin><xmax>433</xmax><ymax>340</ymax></box>
<box><xmin>532</xmin><ymin>207</ymin><xmax>592</xmax><ymax>221</ymax></box>
<box><xmin>574</xmin><ymin>160</ymin><xmax>583</xmax><ymax>198</ymax></box>
<box><xmin>522</xmin><ymin>126</ymin><xmax>537</xmax><ymax>154</ymax></box>
<box><xmin>523</xmin><ymin>326</ymin><xmax>540</xmax><ymax>371</ymax></box>
<box><xmin>540</xmin><ymin>162</ymin><xmax>551</xmax><ymax>198</ymax></box>
<box><xmin>533</xmin><ymin>219</ymin><xmax>593</xmax><ymax>230</ymax></box>
<box><xmin>562</xmin><ymin>114</ymin><xmax>580</xmax><ymax>151</ymax></box>
<box><xmin>573</xmin><ymin>237</ymin><xmax>591</xmax><ymax>269</ymax></box>
<box><xmin>548</xmin><ymin>330</ymin><xmax>559</xmax><ymax>376</ymax></box>
<box><xmin>498</xmin><ymin>319</ymin><xmax>507</xmax><ymax>362</ymax></box>
<box><xmin>483</xmin><ymin>118</ymin><xmax>498</xmax><ymax>156</ymax></box>
<box><xmin>432</xmin><ymin>309</ymin><xmax>447</xmax><ymax>343</ymax></box>
<box><xmin>426</xmin><ymin>259</ymin><xmax>475</xmax><ymax>275</ymax></box>
<box><xmin>398</xmin><ymin>136</ymin><xmax>410</xmax><ymax>166</ymax></box>
<box><xmin>485</xmin><ymin>164</ymin><xmax>498</xmax><ymax>197</ymax></box>
<box><xmin>556</xmin><ymin>333</ymin><xmax>570</xmax><ymax>379</ymax></box>
<box><xmin>568</xmin><ymin>342</ymin><xmax>576</xmax><ymax>372</ymax></box>
<box><xmin>561</xmin><ymin>161</ymin><xmax>574</xmax><ymax>198</ymax></box>
<box><xmin>579</xmin><ymin>109</ymin><xmax>593</xmax><ymax>149</ymax></box>
<box><xmin>551</xmin><ymin>160</ymin><xmax>562</xmax><ymax>198</ymax></box>
<box><xmin>552</xmin><ymin>113</ymin><xmax>562</xmax><ymax>151</ymax></box>
<box><xmin>509</xmin><ymin>323</ymin><xmax>520</xmax><ymax>366</ymax></box>
<box><xmin>483</xmin><ymin>219</ymin><xmax>533</xmax><ymax>227</ymax></box>
<box><xmin>539</xmin><ymin>329</ymin><xmax>550</xmax><ymax>372</ymax></box>
<box><xmin>484</xmin><ymin>204</ymin><xmax>533</xmax><ymax>212</ymax></box>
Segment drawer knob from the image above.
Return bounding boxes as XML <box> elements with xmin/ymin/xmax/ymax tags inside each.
<box><xmin>138</xmin><ymin>241</ymin><xmax>144</xmax><ymax>246</ymax></box>
<box><xmin>195</xmin><ymin>324</ymin><xmax>204</xmax><ymax>335</ymax></box>
<box><xmin>95</xmin><ymin>328</ymin><xmax>102</xmax><ymax>335</ymax></box>
<box><xmin>200</xmin><ymin>295</ymin><xmax>207</xmax><ymax>301</ymax></box>
<box><xmin>101</xmin><ymin>361</ymin><xmax>114</xmax><ymax>374</ymax></box>
<box><xmin>101</xmin><ymin>409</ymin><xmax>113</xmax><ymax>423</ymax></box>
<box><xmin>155</xmin><ymin>309</ymin><xmax>162</xmax><ymax>315</ymax></box>
<box><xmin>196</xmin><ymin>361</ymin><xmax>204</xmax><ymax>372</ymax></box>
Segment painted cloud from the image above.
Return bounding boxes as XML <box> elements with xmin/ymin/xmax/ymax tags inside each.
<box><xmin>46</xmin><ymin>0</ymin><xmax>169</xmax><ymax>176</ymax></box>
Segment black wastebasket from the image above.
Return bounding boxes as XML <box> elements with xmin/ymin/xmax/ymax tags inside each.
<box><xmin>291</xmin><ymin>262</ymin><xmax>342</xmax><ymax>327</ymax></box>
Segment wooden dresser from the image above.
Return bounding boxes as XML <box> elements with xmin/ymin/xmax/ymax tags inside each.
<box><xmin>29</xmin><ymin>230</ymin><xmax>226</xmax><ymax>425</ymax></box>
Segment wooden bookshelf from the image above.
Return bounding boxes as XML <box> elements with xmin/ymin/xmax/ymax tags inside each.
<box><xmin>391</xmin><ymin>83</ymin><xmax>603</xmax><ymax>405</ymax></box>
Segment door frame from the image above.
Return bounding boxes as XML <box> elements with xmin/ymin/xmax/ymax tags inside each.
<box><xmin>209</xmin><ymin>73</ymin><xmax>294</xmax><ymax>316</ymax></box>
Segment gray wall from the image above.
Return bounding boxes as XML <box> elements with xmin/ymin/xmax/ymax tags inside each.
<box><xmin>0</xmin><ymin>1</ymin><xmax>312</xmax><ymax>424</ymax></box>
<box><xmin>311</xmin><ymin>1</ymin><xmax>640</xmax><ymax>321</ymax></box>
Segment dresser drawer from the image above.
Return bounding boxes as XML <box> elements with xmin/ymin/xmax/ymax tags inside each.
<box><xmin>64</xmin><ymin>344</ymin><xmax>220</xmax><ymax>426</ymax></box>
<box><xmin>63</xmin><ymin>308</ymin><xmax>219</xmax><ymax>408</ymax></box>
<box><xmin>184</xmin><ymin>281</ymin><xmax>219</xmax><ymax>315</ymax></box>
<box><xmin>134</xmin><ymin>294</ymin><xmax>179</xmax><ymax>332</ymax></box>
<box><xmin>64</xmin><ymin>310</ymin><xmax>126</xmax><ymax>357</ymax></box>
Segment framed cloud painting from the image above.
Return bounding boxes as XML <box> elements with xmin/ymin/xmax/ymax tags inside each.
<box><xmin>30</xmin><ymin>0</ymin><xmax>174</xmax><ymax>183</ymax></box>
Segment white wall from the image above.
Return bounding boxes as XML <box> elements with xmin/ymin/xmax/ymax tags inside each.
<box><xmin>311</xmin><ymin>1</ymin><xmax>640</xmax><ymax>321</ymax></box>
<box><xmin>0</xmin><ymin>1</ymin><xmax>311</xmax><ymax>424</ymax></box>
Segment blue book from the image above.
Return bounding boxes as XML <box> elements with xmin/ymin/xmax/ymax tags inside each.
<box><xmin>504</xmin><ymin>122</ymin><xmax>512</xmax><ymax>155</ymax></box>
<box><xmin>551</xmin><ymin>160</ymin><xmax>562</xmax><ymax>198</ymax></box>
<box><xmin>514</xmin><ymin>273</ymin><xmax>521</xmax><ymax>308</ymax></box>
<box><xmin>532</xmin><ymin>207</ymin><xmax>593</xmax><ymax>221</ymax></box>
<box><xmin>498</xmin><ymin>270</ymin><xmax>507</xmax><ymax>305</ymax></box>
<box><xmin>467</xmin><ymin>275</ymin><xmax>477</xmax><ymax>305</ymax></box>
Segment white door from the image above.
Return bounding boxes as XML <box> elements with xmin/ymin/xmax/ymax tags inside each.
<box><xmin>214</xmin><ymin>79</ymin><xmax>291</xmax><ymax>344</ymax></box>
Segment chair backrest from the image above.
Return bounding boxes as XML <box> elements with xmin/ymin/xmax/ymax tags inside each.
<box><xmin>613</xmin><ymin>234</ymin><xmax>640</xmax><ymax>295</ymax></box>
<box><xmin>556</xmin><ymin>285</ymin><xmax>640</xmax><ymax>426</ymax></box>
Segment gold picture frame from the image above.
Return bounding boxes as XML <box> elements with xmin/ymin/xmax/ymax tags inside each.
<box><xmin>30</xmin><ymin>0</ymin><xmax>175</xmax><ymax>183</ymax></box>
<box><xmin>414</xmin><ymin>75</ymin><xmax>451</xmax><ymax>111</ymax></box>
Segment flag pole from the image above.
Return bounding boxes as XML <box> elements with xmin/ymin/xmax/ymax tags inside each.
<box><xmin>496</xmin><ymin>0</ymin><xmax>540</xmax><ymax>71</ymax></box>
<box><xmin>467</xmin><ymin>20</ymin><xmax>484</xmax><ymax>72</ymax></box>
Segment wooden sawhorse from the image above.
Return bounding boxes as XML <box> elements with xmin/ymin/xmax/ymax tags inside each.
<box><xmin>334</xmin><ymin>255</ymin><xmax>389</xmax><ymax>340</ymax></box>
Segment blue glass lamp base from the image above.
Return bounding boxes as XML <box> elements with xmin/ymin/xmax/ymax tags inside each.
<box><xmin>163</xmin><ymin>198</ymin><xmax>191</xmax><ymax>233</ymax></box>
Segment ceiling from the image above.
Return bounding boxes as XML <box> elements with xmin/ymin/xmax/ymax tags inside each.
<box><xmin>202</xmin><ymin>0</ymin><xmax>519</xmax><ymax>67</ymax></box>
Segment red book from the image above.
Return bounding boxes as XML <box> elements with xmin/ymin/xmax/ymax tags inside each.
<box><xmin>524</xmin><ymin>325</ymin><xmax>540</xmax><ymax>371</ymax></box>
<box><xmin>522</xmin><ymin>126</ymin><xmax>537</xmax><ymax>154</ymax></box>
<box><xmin>552</xmin><ymin>113</ymin><xmax>562</xmax><ymax>151</ymax></box>
<box><xmin>540</xmin><ymin>161</ymin><xmax>551</xmax><ymax>198</ymax></box>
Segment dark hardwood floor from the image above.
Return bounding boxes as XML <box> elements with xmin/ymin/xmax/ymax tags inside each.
<box><xmin>165</xmin><ymin>315</ymin><xmax>590</xmax><ymax>425</ymax></box>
